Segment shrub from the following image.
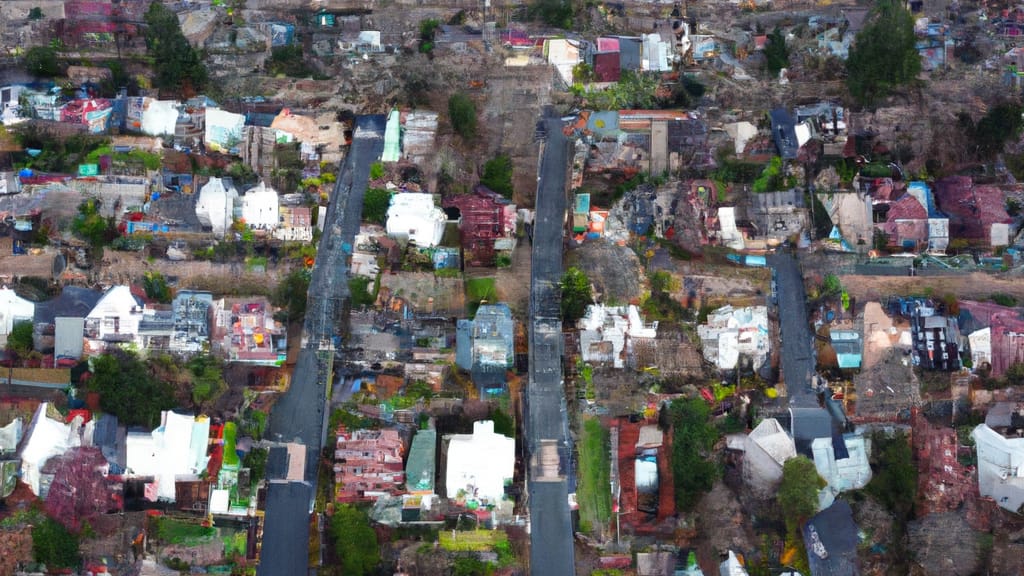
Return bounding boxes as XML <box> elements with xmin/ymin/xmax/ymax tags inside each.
<box><xmin>448</xmin><ymin>93</ymin><xmax>477</xmax><ymax>139</ymax></box>
<box><xmin>481</xmin><ymin>154</ymin><xmax>514</xmax><ymax>199</ymax></box>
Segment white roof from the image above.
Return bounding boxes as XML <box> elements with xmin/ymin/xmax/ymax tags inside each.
<box><xmin>747</xmin><ymin>418</ymin><xmax>797</xmax><ymax>466</ymax></box>
<box><xmin>126</xmin><ymin>411</ymin><xmax>210</xmax><ymax>501</ymax></box>
<box><xmin>445</xmin><ymin>420</ymin><xmax>514</xmax><ymax>502</ymax></box>
<box><xmin>720</xmin><ymin>550</ymin><xmax>749</xmax><ymax>576</ymax></box>
<box><xmin>0</xmin><ymin>288</ymin><xmax>35</xmax><ymax>335</ymax></box>
<box><xmin>209</xmin><ymin>488</ymin><xmax>230</xmax><ymax>514</ymax></box>
<box><xmin>195</xmin><ymin>177</ymin><xmax>239</xmax><ymax>237</ymax></box>
<box><xmin>241</xmin><ymin>181</ymin><xmax>280</xmax><ymax>230</ymax></box>
<box><xmin>385</xmin><ymin>193</ymin><xmax>447</xmax><ymax>248</ymax></box>
<box><xmin>19</xmin><ymin>403</ymin><xmax>82</xmax><ymax>495</ymax></box>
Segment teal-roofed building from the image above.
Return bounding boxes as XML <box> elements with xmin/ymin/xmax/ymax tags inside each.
<box><xmin>406</xmin><ymin>429</ymin><xmax>436</xmax><ymax>495</ymax></box>
<box><xmin>382</xmin><ymin>109</ymin><xmax>401</xmax><ymax>162</ymax></box>
<box><xmin>831</xmin><ymin>329</ymin><xmax>862</xmax><ymax>369</ymax></box>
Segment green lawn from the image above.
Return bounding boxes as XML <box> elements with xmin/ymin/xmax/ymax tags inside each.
<box><xmin>465</xmin><ymin>277</ymin><xmax>498</xmax><ymax>315</ymax></box>
<box><xmin>439</xmin><ymin>529</ymin><xmax>508</xmax><ymax>552</ymax></box>
<box><xmin>577</xmin><ymin>417</ymin><xmax>611</xmax><ymax>534</ymax></box>
<box><xmin>223</xmin><ymin>422</ymin><xmax>239</xmax><ymax>468</ymax></box>
<box><xmin>154</xmin><ymin>517</ymin><xmax>217</xmax><ymax>546</ymax></box>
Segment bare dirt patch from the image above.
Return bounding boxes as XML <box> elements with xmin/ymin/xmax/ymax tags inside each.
<box><xmin>840</xmin><ymin>272</ymin><xmax>1024</xmax><ymax>303</ymax></box>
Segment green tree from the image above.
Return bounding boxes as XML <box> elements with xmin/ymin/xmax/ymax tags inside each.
<box><xmin>560</xmin><ymin>267</ymin><xmax>593</xmax><ymax>322</ymax></box>
<box><xmin>764</xmin><ymin>27</ymin><xmax>789</xmax><ymax>76</ymax></box>
<box><xmin>348</xmin><ymin>276</ymin><xmax>376</xmax><ymax>308</ymax></box>
<box><xmin>7</xmin><ymin>320</ymin><xmax>34</xmax><ymax>357</ymax></box>
<box><xmin>490</xmin><ymin>407</ymin><xmax>514</xmax><ymax>438</ymax></box>
<box><xmin>32</xmin><ymin>517</ymin><xmax>80</xmax><ymax>569</ymax></box>
<box><xmin>23</xmin><ymin>46</ymin><xmax>60</xmax><ymax>77</ymax></box>
<box><xmin>529</xmin><ymin>0</ymin><xmax>573</xmax><ymax>28</ymax></box>
<box><xmin>964</xmin><ymin>102</ymin><xmax>1024</xmax><ymax>158</ymax></box>
<box><xmin>330</xmin><ymin>505</ymin><xmax>380</xmax><ymax>576</ymax></box>
<box><xmin>272</xmin><ymin>269</ymin><xmax>310</xmax><ymax>322</ymax></box>
<box><xmin>448</xmin><ymin>93</ymin><xmax>477</xmax><ymax>139</ymax></box>
<box><xmin>187</xmin><ymin>355</ymin><xmax>224</xmax><ymax>409</ymax></box>
<box><xmin>778</xmin><ymin>456</ymin><xmax>826</xmax><ymax>534</ymax></box>
<box><xmin>266</xmin><ymin>45</ymin><xmax>314</xmax><ymax>78</ymax></box>
<box><xmin>481</xmin><ymin>154</ymin><xmax>514</xmax><ymax>199</ymax></box>
<box><xmin>419</xmin><ymin>18</ymin><xmax>440</xmax><ymax>53</ymax></box>
<box><xmin>362</xmin><ymin>188</ymin><xmax>391</xmax><ymax>224</ymax></box>
<box><xmin>866</xmin><ymin>432</ymin><xmax>916</xmax><ymax>519</ymax></box>
<box><xmin>668</xmin><ymin>398</ymin><xmax>719</xmax><ymax>511</ymax></box>
<box><xmin>846</xmin><ymin>0</ymin><xmax>920</xmax><ymax>106</ymax></box>
<box><xmin>144</xmin><ymin>2</ymin><xmax>208</xmax><ymax>94</ymax></box>
<box><xmin>28</xmin><ymin>7</ymin><xmax>44</xmax><ymax>20</ymax></box>
<box><xmin>143</xmin><ymin>271</ymin><xmax>172</xmax><ymax>303</ymax></box>
<box><xmin>72</xmin><ymin>199</ymin><xmax>114</xmax><ymax>247</ymax></box>
<box><xmin>87</xmin><ymin>352</ymin><xmax>175</xmax><ymax>428</ymax></box>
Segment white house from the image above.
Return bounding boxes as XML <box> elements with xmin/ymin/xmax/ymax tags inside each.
<box><xmin>577</xmin><ymin>304</ymin><xmax>658</xmax><ymax>369</ymax></box>
<box><xmin>972</xmin><ymin>423</ymin><xmax>1024</xmax><ymax>513</ymax></box>
<box><xmin>0</xmin><ymin>287</ymin><xmax>35</xmax><ymax>346</ymax></box>
<box><xmin>126</xmin><ymin>411</ymin><xmax>211</xmax><ymax>502</ymax></box>
<box><xmin>84</xmin><ymin>285</ymin><xmax>145</xmax><ymax>352</ymax></box>
<box><xmin>445</xmin><ymin>420</ymin><xmax>514</xmax><ymax>503</ymax></box>
<box><xmin>742</xmin><ymin>418</ymin><xmax>797</xmax><ymax>497</ymax></box>
<box><xmin>697</xmin><ymin>305</ymin><xmax>770</xmax><ymax>371</ymax></box>
<box><xmin>812</xmin><ymin>434</ymin><xmax>872</xmax><ymax>510</ymax></box>
<box><xmin>19</xmin><ymin>403</ymin><xmax>83</xmax><ymax>496</ymax></box>
<box><xmin>241</xmin><ymin>181</ymin><xmax>280</xmax><ymax>231</ymax></box>
<box><xmin>385</xmin><ymin>193</ymin><xmax>447</xmax><ymax>248</ymax></box>
<box><xmin>195</xmin><ymin>177</ymin><xmax>239</xmax><ymax>237</ymax></box>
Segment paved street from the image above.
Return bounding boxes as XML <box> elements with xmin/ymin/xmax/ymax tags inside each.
<box><xmin>259</xmin><ymin>115</ymin><xmax>385</xmax><ymax>576</ymax></box>
<box><xmin>767</xmin><ymin>253</ymin><xmax>818</xmax><ymax>407</ymax></box>
<box><xmin>526</xmin><ymin>116</ymin><xmax>576</xmax><ymax>576</ymax></box>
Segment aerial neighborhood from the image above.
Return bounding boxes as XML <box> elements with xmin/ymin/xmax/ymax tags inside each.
<box><xmin>1</xmin><ymin>0</ymin><xmax>1024</xmax><ymax>575</ymax></box>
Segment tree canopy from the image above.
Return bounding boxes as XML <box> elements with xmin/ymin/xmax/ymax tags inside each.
<box><xmin>778</xmin><ymin>456</ymin><xmax>826</xmax><ymax>534</ymax></box>
<box><xmin>87</xmin><ymin>351</ymin><xmax>175</xmax><ymax>428</ymax></box>
<box><xmin>667</xmin><ymin>397</ymin><xmax>719</xmax><ymax>511</ymax></box>
<box><xmin>560</xmin><ymin>267</ymin><xmax>593</xmax><ymax>322</ymax></box>
<box><xmin>72</xmin><ymin>199</ymin><xmax>115</xmax><ymax>248</ymax></box>
<box><xmin>481</xmin><ymin>154</ymin><xmax>514</xmax><ymax>199</ymax></box>
<box><xmin>866</xmin><ymin>432</ymin><xmax>917</xmax><ymax>520</ymax></box>
<box><xmin>23</xmin><ymin>47</ymin><xmax>60</xmax><ymax>78</ymax></box>
<box><xmin>448</xmin><ymin>93</ymin><xmax>478</xmax><ymax>140</ymax></box>
<box><xmin>7</xmin><ymin>320</ymin><xmax>34</xmax><ymax>357</ymax></box>
<box><xmin>330</xmin><ymin>505</ymin><xmax>380</xmax><ymax>576</ymax></box>
<box><xmin>846</xmin><ymin>0</ymin><xmax>920</xmax><ymax>106</ymax></box>
<box><xmin>272</xmin><ymin>269</ymin><xmax>310</xmax><ymax>322</ymax></box>
<box><xmin>32</xmin><ymin>517</ymin><xmax>80</xmax><ymax>569</ymax></box>
<box><xmin>764</xmin><ymin>28</ymin><xmax>789</xmax><ymax>76</ymax></box>
<box><xmin>144</xmin><ymin>2</ymin><xmax>208</xmax><ymax>94</ymax></box>
<box><xmin>361</xmin><ymin>188</ymin><xmax>391</xmax><ymax>225</ymax></box>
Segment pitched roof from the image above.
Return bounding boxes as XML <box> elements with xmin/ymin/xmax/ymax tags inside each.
<box><xmin>803</xmin><ymin>500</ymin><xmax>859</xmax><ymax>576</ymax></box>
<box><xmin>934</xmin><ymin>176</ymin><xmax>1013</xmax><ymax>239</ymax></box>
<box><xmin>885</xmin><ymin>193</ymin><xmax>927</xmax><ymax>222</ymax></box>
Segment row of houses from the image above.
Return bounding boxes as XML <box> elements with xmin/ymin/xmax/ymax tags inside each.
<box><xmin>0</xmin><ymin>285</ymin><xmax>286</xmax><ymax>365</ymax></box>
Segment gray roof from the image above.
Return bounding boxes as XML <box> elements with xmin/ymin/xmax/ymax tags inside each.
<box><xmin>785</xmin><ymin>407</ymin><xmax>836</xmax><ymax>457</ymax></box>
<box><xmin>769</xmin><ymin>108</ymin><xmax>799</xmax><ymax>159</ymax></box>
<box><xmin>803</xmin><ymin>500</ymin><xmax>859</xmax><ymax>576</ymax></box>
<box><xmin>34</xmin><ymin>286</ymin><xmax>102</xmax><ymax>325</ymax></box>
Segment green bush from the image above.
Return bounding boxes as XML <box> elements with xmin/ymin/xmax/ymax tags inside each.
<box><xmin>448</xmin><ymin>93</ymin><xmax>477</xmax><ymax>139</ymax></box>
<box><xmin>362</xmin><ymin>188</ymin><xmax>391</xmax><ymax>224</ymax></box>
<box><xmin>560</xmin><ymin>267</ymin><xmax>593</xmax><ymax>322</ymax></box>
<box><xmin>32</xmin><ymin>517</ymin><xmax>80</xmax><ymax>569</ymax></box>
<box><xmin>668</xmin><ymin>397</ymin><xmax>719</xmax><ymax>511</ymax></box>
<box><xmin>23</xmin><ymin>46</ymin><xmax>60</xmax><ymax>77</ymax></box>
<box><xmin>481</xmin><ymin>154</ymin><xmax>514</xmax><ymax>199</ymax></box>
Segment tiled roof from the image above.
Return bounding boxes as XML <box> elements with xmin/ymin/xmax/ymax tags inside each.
<box><xmin>885</xmin><ymin>193</ymin><xmax>927</xmax><ymax>221</ymax></box>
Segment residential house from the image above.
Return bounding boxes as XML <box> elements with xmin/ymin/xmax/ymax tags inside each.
<box><xmin>830</xmin><ymin>330</ymin><xmax>863</xmax><ymax>369</ymax></box>
<box><xmin>974</xmin><ymin>404</ymin><xmax>1024</xmax><ymax>513</ymax></box>
<box><xmin>195</xmin><ymin>177</ymin><xmax>239</xmax><ymax>237</ymax></box>
<box><xmin>769</xmin><ymin>108</ymin><xmax>800</xmax><ymax>159</ymax></box>
<box><xmin>212</xmin><ymin>298</ymin><xmax>287</xmax><ymax>365</ymax></box>
<box><xmin>818</xmin><ymin>191</ymin><xmax>873</xmax><ymax>250</ymax></box>
<box><xmin>241</xmin><ymin>181</ymin><xmax>280</xmax><ymax>232</ymax></box>
<box><xmin>742</xmin><ymin>418</ymin><xmax>797</xmax><ymax>497</ymax></box>
<box><xmin>750</xmin><ymin>189</ymin><xmax>807</xmax><ymax>243</ymax></box>
<box><xmin>386</xmin><ymin>193</ymin><xmax>447</xmax><ymax>248</ymax></box>
<box><xmin>205</xmin><ymin>108</ymin><xmax>245</xmax><ymax>153</ymax></box>
<box><xmin>406</xmin><ymin>428</ymin><xmax>436</xmax><ymax>495</ymax></box>
<box><xmin>960</xmin><ymin>300</ymin><xmax>1024</xmax><ymax>377</ymax></box>
<box><xmin>83</xmin><ymin>285</ymin><xmax>145</xmax><ymax>354</ymax></box>
<box><xmin>456</xmin><ymin>304</ymin><xmax>515</xmax><ymax>393</ymax></box>
<box><xmin>443</xmin><ymin>185</ymin><xmax>517</xmax><ymax>266</ymax></box>
<box><xmin>579</xmin><ymin>110</ymin><xmax>706</xmax><ymax>177</ymax></box>
<box><xmin>802</xmin><ymin>500</ymin><xmax>860</xmax><ymax>576</ymax></box>
<box><xmin>125</xmin><ymin>411</ymin><xmax>211</xmax><ymax>502</ymax></box>
<box><xmin>697</xmin><ymin>305</ymin><xmax>770</xmax><ymax>371</ymax></box>
<box><xmin>0</xmin><ymin>287</ymin><xmax>34</xmax><ymax>347</ymax></box>
<box><xmin>812</xmin><ymin>434</ymin><xmax>871</xmax><ymax>509</ymax></box>
<box><xmin>445</xmin><ymin>420</ymin><xmax>514</xmax><ymax>503</ymax></box>
<box><xmin>171</xmin><ymin>290</ymin><xmax>212</xmax><ymax>354</ymax></box>
<box><xmin>576</xmin><ymin>304</ymin><xmax>658</xmax><ymax>369</ymax></box>
<box><xmin>334</xmin><ymin>427</ymin><xmax>405</xmax><ymax>503</ymax></box>
<box><xmin>876</xmin><ymin>181</ymin><xmax>948</xmax><ymax>252</ymax></box>
<box><xmin>934</xmin><ymin>176</ymin><xmax>1015</xmax><ymax>248</ymax></box>
<box><xmin>19</xmin><ymin>402</ymin><xmax>83</xmax><ymax>496</ymax></box>
<box><xmin>545</xmin><ymin>38</ymin><xmax>582</xmax><ymax>85</ymax></box>
<box><xmin>273</xmin><ymin>205</ymin><xmax>314</xmax><ymax>242</ymax></box>
<box><xmin>910</xmin><ymin>307</ymin><xmax>960</xmax><ymax>371</ymax></box>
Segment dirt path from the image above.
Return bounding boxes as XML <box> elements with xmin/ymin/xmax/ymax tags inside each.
<box><xmin>839</xmin><ymin>272</ymin><xmax>1024</xmax><ymax>303</ymax></box>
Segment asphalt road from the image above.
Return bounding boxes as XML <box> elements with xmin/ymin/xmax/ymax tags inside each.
<box><xmin>526</xmin><ymin>117</ymin><xmax>576</xmax><ymax>576</ymax></box>
<box><xmin>259</xmin><ymin>115</ymin><xmax>385</xmax><ymax>576</ymax></box>
<box><xmin>767</xmin><ymin>253</ymin><xmax>818</xmax><ymax>408</ymax></box>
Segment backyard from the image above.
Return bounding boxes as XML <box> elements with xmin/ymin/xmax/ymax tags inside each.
<box><xmin>577</xmin><ymin>416</ymin><xmax>612</xmax><ymax>535</ymax></box>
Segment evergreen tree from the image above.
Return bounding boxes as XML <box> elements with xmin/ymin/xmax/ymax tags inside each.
<box><xmin>144</xmin><ymin>2</ymin><xmax>208</xmax><ymax>95</ymax></box>
<box><xmin>846</xmin><ymin>0</ymin><xmax>920</xmax><ymax>106</ymax></box>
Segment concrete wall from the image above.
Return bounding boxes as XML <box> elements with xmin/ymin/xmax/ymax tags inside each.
<box><xmin>0</xmin><ymin>1</ymin><xmax>65</xmax><ymax>20</ymax></box>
